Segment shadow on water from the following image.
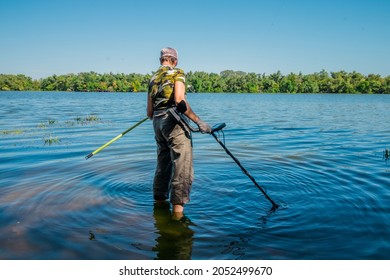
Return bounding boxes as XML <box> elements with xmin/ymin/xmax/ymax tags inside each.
<box><xmin>152</xmin><ymin>202</ymin><xmax>194</xmax><ymax>260</ymax></box>
<box><xmin>384</xmin><ymin>149</ymin><xmax>389</xmax><ymax>162</ymax></box>
<box><xmin>216</xmin><ymin>206</ymin><xmax>285</xmax><ymax>260</ymax></box>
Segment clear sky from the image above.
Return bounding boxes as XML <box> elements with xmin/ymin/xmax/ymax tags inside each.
<box><xmin>1</xmin><ymin>0</ymin><xmax>389</xmax><ymax>79</ymax></box>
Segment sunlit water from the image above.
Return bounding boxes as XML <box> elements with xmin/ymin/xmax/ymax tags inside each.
<box><xmin>1</xmin><ymin>91</ymin><xmax>389</xmax><ymax>260</ymax></box>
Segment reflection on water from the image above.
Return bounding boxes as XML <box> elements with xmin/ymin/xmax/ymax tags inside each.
<box><xmin>152</xmin><ymin>202</ymin><xmax>194</xmax><ymax>260</ymax></box>
<box><xmin>218</xmin><ymin>210</ymin><xmax>275</xmax><ymax>260</ymax></box>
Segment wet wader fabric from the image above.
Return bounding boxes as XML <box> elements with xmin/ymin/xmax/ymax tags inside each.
<box><xmin>153</xmin><ymin>111</ymin><xmax>194</xmax><ymax>205</ymax></box>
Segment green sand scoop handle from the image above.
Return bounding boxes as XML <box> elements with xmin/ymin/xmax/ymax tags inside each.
<box><xmin>85</xmin><ymin>117</ymin><xmax>148</xmax><ymax>160</ymax></box>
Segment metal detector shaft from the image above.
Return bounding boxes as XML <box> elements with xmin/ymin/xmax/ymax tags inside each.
<box><xmin>211</xmin><ymin>131</ymin><xmax>279</xmax><ymax>209</ymax></box>
<box><xmin>85</xmin><ymin>116</ymin><xmax>148</xmax><ymax>160</ymax></box>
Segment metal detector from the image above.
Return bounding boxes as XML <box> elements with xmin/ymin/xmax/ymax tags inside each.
<box><xmin>170</xmin><ymin>100</ymin><xmax>279</xmax><ymax>210</ymax></box>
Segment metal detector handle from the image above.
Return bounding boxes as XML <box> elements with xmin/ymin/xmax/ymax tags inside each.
<box><xmin>178</xmin><ymin>114</ymin><xmax>226</xmax><ymax>134</ymax></box>
<box><xmin>179</xmin><ymin>113</ymin><xmax>200</xmax><ymax>132</ymax></box>
<box><xmin>167</xmin><ymin>107</ymin><xmax>200</xmax><ymax>132</ymax></box>
<box><xmin>211</xmin><ymin>123</ymin><xmax>226</xmax><ymax>133</ymax></box>
<box><xmin>167</xmin><ymin>107</ymin><xmax>182</xmax><ymax>123</ymax></box>
<box><xmin>169</xmin><ymin>101</ymin><xmax>225</xmax><ymax>134</ymax></box>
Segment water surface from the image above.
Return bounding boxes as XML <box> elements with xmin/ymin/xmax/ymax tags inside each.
<box><xmin>0</xmin><ymin>92</ymin><xmax>389</xmax><ymax>259</ymax></box>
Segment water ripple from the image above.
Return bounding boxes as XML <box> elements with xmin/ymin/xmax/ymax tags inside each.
<box><xmin>1</xmin><ymin>92</ymin><xmax>390</xmax><ymax>259</ymax></box>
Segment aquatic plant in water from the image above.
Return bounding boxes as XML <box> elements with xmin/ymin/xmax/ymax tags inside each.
<box><xmin>1</xmin><ymin>130</ymin><xmax>24</xmax><ymax>135</ymax></box>
<box><xmin>43</xmin><ymin>135</ymin><xmax>61</xmax><ymax>145</ymax></box>
<box><xmin>74</xmin><ymin>114</ymin><xmax>101</xmax><ymax>125</ymax></box>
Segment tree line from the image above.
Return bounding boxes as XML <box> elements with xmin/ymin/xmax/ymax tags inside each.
<box><xmin>1</xmin><ymin>70</ymin><xmax>389</xmax><ymax>93</ymax></box>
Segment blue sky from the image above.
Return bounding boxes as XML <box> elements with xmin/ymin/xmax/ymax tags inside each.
<box><xmin>1</xmin><ymin>0</ymin><xmax>389</xmax><ymax>78</ymax></box>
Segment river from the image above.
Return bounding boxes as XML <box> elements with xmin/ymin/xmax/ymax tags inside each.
<box><xmin>0</xmin><ymin>91</ymin><xmax>389</xmax><ymax>259</ymax></box>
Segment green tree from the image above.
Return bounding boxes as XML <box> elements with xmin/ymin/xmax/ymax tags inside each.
<box><xmin>1</xmin><ymin>70</ymin><xmax>389</xmax><ymax>94</ymax></box>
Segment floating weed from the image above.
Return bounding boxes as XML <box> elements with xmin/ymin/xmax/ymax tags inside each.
<box><xmin>38</xmin><ymin>123</ymin><xmax>48</xmax><ymax>129</ymax></box>
<box><xmin>1</xmin><ymin>129</ymin><xmax>24</xmax><ymax>135</ymax></box>
<box><xmin>38</xmin><ymin>119</ymin><xmax>57</xmax><ymax>128</ymax></box>
<box><xmin>64</xmin><ymin>120</ymin><xmax>76</xmax><ymax>126</ymax></box>
<box><xmin>74</xmin><ymin>114</ymin><xmax>101</xmax><ymax>125</ymax></box>
<box><xmin>48</xmin><ymin>119</ymin><xmax>58</xmax><ymax>125</ymax></box>
<box><xmin>85</xmin><ymin>115</ymin><xmax>100</xmax><ymax>122</ymax></box>
<box><xmin>37</xmin><ymin>115</ymin><xmax>101</xmax><ymax>130</ymax></box>
<box><xmin>43</xmin><ymin>135</ymin><xmax>61</xmax><ymax>146</ymax></box>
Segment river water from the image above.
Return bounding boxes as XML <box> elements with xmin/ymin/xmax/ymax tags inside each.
<box><xmin>0</xmin><ymin>91</ymin><xmax>389</xmax><ymax>260</ymax></box>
